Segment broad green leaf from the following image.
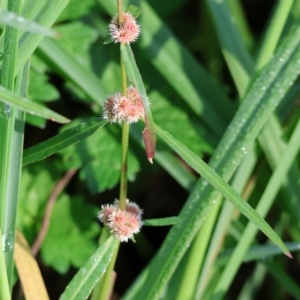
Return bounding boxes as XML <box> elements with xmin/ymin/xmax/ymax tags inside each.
<box><xmin>28</xmin><ymin>68</ymin><xmax>60</xmax><ymax>103</ymax></box>
<box><xmin>121</xmin><ymin>43</ymin><xmax>156</xmax><ymax>161</ymax></box>
<box><xmin>17</xmin><ymin>160</ymin><xmax>61</xmax><ymax>244</ymax></box>
<box><xmin>23</xmin><ymin>118</ymin><xmax>106</xmax><ymax>166</ymax></box>
<box><xmin>0</xmin><ymin>85</ymin><xmax>70</xmax><ymax>123</ymax></box>
<box><xmin>155</xmin><ymin>124</ymin><xmax>290</xmax><ymax>256</ymax></box>
<box><xmin>123</xmin><ymin>21</ymin><xmax>300</xmax><ymax>300</ymax></box>
<box><xmin>60</xmin><ymin>125</ymin><xmax>140</xmax><ymax>194</ymax></box>
<box><xmin>14</xmin><ymin>231</ymin><xmax>49</xmax><ymax>300</ymax></box>
<box><xmin>59</xmin><ymin>236</ymin><xmax>118</xmax><ymax>300</ymax></box>
<box><xmin>41</xmin><ymin>195</ymin><xmax>100</xmax><ymax>274</ymax></box>
<box><xmin>56</xmin><ymin>0</ymin><xmax>95</xmax><ymax>22</ymax></box>
<box><xmin>0</xmin><ymin>8</ymin><xmax>57</xmax><ymax>37</ymax></box>
<box><xmin>143</xmin><ymin>217</ymin><xmax>181</xmax><ymax>227</ymax></box>
<box><xmin>55</xmin><ymin>22</ymin><xmax>98</xmax><ymax>66</ymax></box>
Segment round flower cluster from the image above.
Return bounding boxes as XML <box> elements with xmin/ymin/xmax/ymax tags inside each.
<box><xmin>109</xmin><ymin>12</ymin><xmax>140</xmax><ymax>44</ymax></box>
<box><xmin>98</xmin><ymin>199</ymin><xmax>143</xmax><ymax>242</ymax></box>
<box><xmin>103</xmin><ymin>86</ymin><xmax>147</xmax><ymax>124</ymax></box>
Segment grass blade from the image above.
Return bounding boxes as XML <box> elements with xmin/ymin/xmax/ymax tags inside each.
<box><xmin>0</xmin><ymin>9</ymin><xmax>57</xmax><ymax>37</ymax></box>
<box><xmin>23</xmin><ymin>119</ymin><xmax>107</xmax><ymax>165</ymax></box>
<box><xmin>0</xmin><ymin>85</ymin><xmax>70</xmax><ymax>123</ymax></box>
<box><xmin>143</xmin><ymin>217</ymin><xmax>181</xmax><ymax>227</ymax></box>
<box><xmin>155</xmin><ymin>125</ymin><xmax>290</xmax><ymax>256</ymax></box>
<box><xmin>59</xmin><ymin>237</ymin><xmax>118</xmax><ymax>300</ymax></box>
<box><xmin>0</xmin><ymin>227</ymin><xmax>11</xmax><ymax>300</ymax></box>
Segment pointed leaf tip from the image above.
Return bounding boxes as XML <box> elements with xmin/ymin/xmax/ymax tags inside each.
<box><xmin>286</xmin><ymin>252</ymin><xmax>293</xmax><ymax>259</ymax></box>
<box><xmin>148</xmin><ymin>157</ymin><xmax>153</xmax><ymax>164</ymax></box>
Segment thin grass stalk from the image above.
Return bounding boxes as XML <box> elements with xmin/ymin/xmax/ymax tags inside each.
<box><xmin>0</xmin><ymin>0</ymin><xmax>22</xmax><ymax>290</ymax></box>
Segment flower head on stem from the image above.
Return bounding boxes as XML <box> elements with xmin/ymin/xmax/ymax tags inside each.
<box><xmin>99</xmin><ymin>199</ymin><xmax>143</xmax><ymax>242</ymax></box>
<box><xmin>103</xmin><ymin>87</ymin><xmax>147</xmax><ymax>124</ymax></box>
<box><xmin>109</xmin><ymin>12</ymin><xmax>140</xmax><ymax>44</ymax></box>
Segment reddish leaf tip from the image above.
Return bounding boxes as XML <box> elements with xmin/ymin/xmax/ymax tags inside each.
<box><xmin>286</xmin><ymin>252</ymin><xmax>293</xmax><ymax>259</ymax></box>
<box><xmin>148</xmin><ymin>157</ymin><xmax>153</xmax><ymax>164</ymax></box>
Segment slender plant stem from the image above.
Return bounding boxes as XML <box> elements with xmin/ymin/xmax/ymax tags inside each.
<box><xmin>119</xmin><ymin>42</ymin><xmax>129</xmax><ymax>210</ymax></box>
<box><xmin>98</xmin><ymin>2</ymin><xmax>129</xmax><ymax>299</ymax></box>
<box><xmin>117</xmin><ymin>0</ymin><xmax>123</xmax><ymax>23</ymax></box>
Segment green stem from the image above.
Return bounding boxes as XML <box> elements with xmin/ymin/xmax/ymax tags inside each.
<box><xmin>117</xmin><ymin>0</ymin><xmax>123</xmax><ymax>23</ymax></box>
<box><xmin>119</xmin><ymin>45</ymin><xmax>129</xmax><ymax>210</ymax></box>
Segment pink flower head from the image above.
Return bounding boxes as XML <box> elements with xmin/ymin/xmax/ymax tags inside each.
<box><xmin>109</xmin><ymin>12</ymin><xmax>140</xmax><ymax>44</ymax></box>
<box><xmin>98</xmin><ymin>199</ymin><xmax>143</xmax><ymax>242</ymax></box>
<box><xmin>102</xmin><ymin>87</ymin><xmax>146</xmax><ymax>124</ymax></box>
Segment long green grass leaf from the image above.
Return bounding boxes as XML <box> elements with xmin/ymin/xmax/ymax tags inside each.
<box><xmin>59</xmin><ymin>237</ymin><xmax>118</xmax><ymax>300</ymax></box>
<box><xmin>0</xmin><ymin>85</ymin><xmax>69</xmax><ymax>123</ymax></box>
<box><xmin>23</xmin><ymin>119</ymin><xmax>107</xmax><ymax>165</ymax></box>
<box><xmin>212</xmin><ymin>116</ymin><xmax>300</xmax><ymax>299</ymax></box>
<box><xmin>155</xmin><ymin>125</ymin><xmax>290</xmax><ymax>255</ymax></box>
<box><xmin>0</xmin><ymin>9</ymin><xmax>57</xmax><ymax>37</ymax></box>
<box><xmin>0</xmin><ymin>227</ymin><xmax>11</xmax><ymax>300</ymax></box>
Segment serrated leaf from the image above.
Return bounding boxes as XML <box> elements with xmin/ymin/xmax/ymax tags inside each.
<box><xmin>128</xmin><ymin>4</ymin><xmax>142</xmax><ymax>19</ymax></box>
<box><xmin>29</xmin><ymin>68</ymin><xmax>60</xmax><ymax>103</ymax></box>
<box><xmin>23</xmin><ymin>118</ymin><xmax>107</xmax><ymax>166</ymax></box>
<box><xmin>56</xmin><ymin>0</ymin><xmax>95</xmax><ymax>22</ymax></box>
<box><xmin>41</xmin><ymin>196</ymin><xmax>100</xmax><ymax>274</ymax></box>
<box><xmin>59</xmin><ymin>237</ymin><xmax>118</xmax><ymax>300</ymax></box>
<box><xmin>55</xmin><ymin>21</ymin><xmax>98</xmax><ymax>65</ymax></box>
<box><xmin>17</xmin><ymin>161</ymin><xmax>62</xmax><ymax>243</ymax></box>
<box><xmin>0</xmin><ymin>9</ymin><xmax>57</xmax><ymax>37</ymax></box>
<box><xmin>60</xmin><ymin>124</ymin><xmax>140</xmax><ymax>193</ymax></box>
<box><xmin>0</xmin><ymin>85</ymin><xmax>69</xmax><ymax>123</ymax></box>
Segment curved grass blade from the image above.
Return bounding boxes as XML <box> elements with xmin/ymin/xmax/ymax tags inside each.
<box><xmin>143</xmin><ymin>216</ymin><xmax>181</xmax><ymax>227</ymax></box>
<box><xmin>23</xmin><ymin>118</ymin><xmax>107</xmax><ymax>166</ymax></box>
<box><xmin>155</xmin><ymin>125</ymin><xmax>290</xmax><ymax>256</ymax></box>
<box><xmin>0</xmin><ymin>9</ymin><xmax>57</xmax><ymax>37</ymax></box>
<box><xmin>59</xmin><ymin>236</ymin><xmax>118</xmax><ymax>300</ymax></box>
<box><xmin>123</xmin><ymin>21</ymin><xmax>300</xmax><ymax>300</ymax></box>
<box><xmin>120</xmin><ymin>43</ymin><xmax>156</xmax><ymax>162</ymax></box>
<box><xmin>0</xmin><ymin>85</ymin><xmax>69</xmax><ymax>123</ymax></box>
<box><xmin>14</xmin><ymin>231</ymin><xmax>49</xmax><ymax>300</ymax></box>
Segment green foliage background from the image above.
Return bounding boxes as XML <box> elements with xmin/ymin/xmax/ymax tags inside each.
<box><xmin>6</xmin><ymin>0</ymin><xmax>300</xmax><ymax>299</ymax></box>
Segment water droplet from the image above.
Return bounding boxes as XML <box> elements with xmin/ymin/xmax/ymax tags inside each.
<box><xmin>2</xmin><ymin>231</ymin><xmax>14</xmax><ymax>252</ymax></box>
<box><xmin>298</xmin><ymin>244</ymin><xmax>300</xmax><ymax>249</ymax></box>
<box><xmin>212</xmin><ymin>200</ymin><xmax>216</xmax><ymax>204</ymax></box>
<box><xmin>0</xmin><ymin>104</ymin><xmax>12</xmax><ymax>119</ymax></box>
<box><xmin>262</xmin><ymin>86</ymin><xmax>266</xmax><ymax>91</ymax></box>
<box><xmin>279</xmin><ymin>58</ymin><xmax>284</xmax><ymax>62</ymax></box>
<box><xmin>241</xmin><ymin>147</ymin><xmax>247</xmax><ymax>154</ymax></box>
